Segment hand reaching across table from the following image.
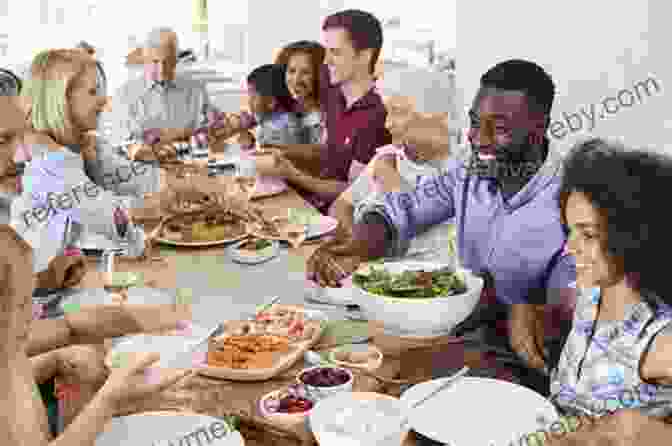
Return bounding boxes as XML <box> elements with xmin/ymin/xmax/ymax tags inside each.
<box><xmin>98</xmin><ymin>352</ymin><xmax>191</xmax><ymax>416</ymax></box>
<box><xmin>254</xmin><ymin>149</ymin><xmax>299</xmax><ymax>180</ymax></box>
<box><xmin>306</xmin><ymin>223</ymin><xmax>365</xmax><ymax>288</ymax></box>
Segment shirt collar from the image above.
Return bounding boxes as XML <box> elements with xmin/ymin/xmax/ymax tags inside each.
<box><xmin>342</xmin><ymin>83</ymin><xmax>381</xmax><ymax>111</ymax></box>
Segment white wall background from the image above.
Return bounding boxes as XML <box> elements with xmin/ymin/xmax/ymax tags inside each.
<box><xmin>456</xmin><ymin>0</ymin><xmax>669</xmax><ymax>156</ymax></box>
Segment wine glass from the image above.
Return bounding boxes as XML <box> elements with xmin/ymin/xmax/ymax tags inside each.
<box><xmin>234</xmin><ymin>156</ymin><xmax>257</xmax><ymax>201</ymax></box>
<box><xmin>112</xmin><ymin>197</ymin><xmax>131</xmax><ymax>254</ymax></box>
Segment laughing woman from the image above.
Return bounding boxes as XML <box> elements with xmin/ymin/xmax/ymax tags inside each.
<box><xmin>548</xmin><ymin>138</ymin><xmax>672</xmax><ymax>430</ymax></box>
<box><xmin>9</xmin><ymin>49</ymin><xmax>145</xmax><ymax>272</ymax></box>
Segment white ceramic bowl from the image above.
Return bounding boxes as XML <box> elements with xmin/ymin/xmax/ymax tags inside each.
<box><xmin>349</xmin><ymin>261</ymin><xmax>484</xmax><ymax>338</ymax></box>
<box><xmin>309</xmin><ymin>392</ymin><xmax>409</xmax><ymax>446</ymax></box>
<box><xmin>298</xmin><ymin>366</ymin><xmax>354</xmax><ymax>402</ymax></box>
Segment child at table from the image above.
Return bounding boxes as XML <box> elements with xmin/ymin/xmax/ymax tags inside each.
<box><xmin>213</xmin><ymin>64</ymin><xmax>304</xmax><ymax>149</ymax></box>
<box><xmin>548</xmin><ymin>138</ymin><xmax>672</xmax><ymax>420</ymax></box>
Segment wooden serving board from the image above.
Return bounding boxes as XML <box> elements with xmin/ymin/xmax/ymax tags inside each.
<box><xmin>198</xmin><ymin>306</ymin><xmax>327</xmax><ymax>381</ymax></box>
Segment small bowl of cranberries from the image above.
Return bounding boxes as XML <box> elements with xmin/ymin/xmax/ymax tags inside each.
<box><xmin>298</xmin><ymin>366</ymin><xmax>354</xmax><ymax>401</ymax></box>
<box><xmin>259</xmin><ymin>384</ymin><xmax>316</xmax><ymax>424</ymax></box>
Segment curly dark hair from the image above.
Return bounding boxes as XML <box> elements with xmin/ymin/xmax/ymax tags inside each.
<box><xmin>558</xmin><ymin>138</ymin><xmax>672</xmax><ymax>304</ymax></box>
<box><xmin>274</xmin><ymin>40</ymin><xmax>325</xmax><ymax>107</ymax></box>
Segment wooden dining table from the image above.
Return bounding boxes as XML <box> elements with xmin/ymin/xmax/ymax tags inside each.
<box><xmin>56</xmin><ymin>156</ymin><xmax>437</xmax><ymax>446</ymax></box>
<box><xmin>57</xmin><ymin>152</ymin><xmax>507</xmax><ymax>446</ymax></box>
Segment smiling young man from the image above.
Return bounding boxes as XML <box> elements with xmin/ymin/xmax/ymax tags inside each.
<box><xmin>307</xmin><ymin>59</ymin><xmax>577</xmax><ymax>395</ymax></box>
<box><xmin>258</xmin><ymin>9</ymin><xmax>392</xmax><ymax>213</ymax></box>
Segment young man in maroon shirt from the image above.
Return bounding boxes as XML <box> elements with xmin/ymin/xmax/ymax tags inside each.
<box><xmin>258</xmin><ymin>9</ymin><xmax>392</xmax><ymax>214</ymax></box>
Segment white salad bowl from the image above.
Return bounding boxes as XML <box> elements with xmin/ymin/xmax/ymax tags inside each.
<box><xmin>349</xmin><ymin>261</ymin><xmax>484</xmax><ymax>338</ymax></box>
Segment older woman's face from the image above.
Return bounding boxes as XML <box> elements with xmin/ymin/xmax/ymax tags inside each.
<box><xmin>69</xmin><ymin>66</ymin><xmax>107</xmax><ymax>132</ymax></box>
<box><xmin>286</xmin><ymin>52</ymin><xmax>314</xmax><ymax>100</ymax></box>
<box><xmin>564</xmin><ymin>191</ymin><xmax>622</xmax><ymax>290</ymax></box>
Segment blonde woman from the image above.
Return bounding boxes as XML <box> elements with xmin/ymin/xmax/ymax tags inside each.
<box><xmin>9</xmin><ymin>49</ymin><xmax>146</xmax><ymax>273</ymax></box>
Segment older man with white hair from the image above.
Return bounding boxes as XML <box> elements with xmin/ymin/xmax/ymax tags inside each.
<box><xmin>102</xmin><ymin>27</ymin><xmax>227</xmax><ymax>155</ymax></box>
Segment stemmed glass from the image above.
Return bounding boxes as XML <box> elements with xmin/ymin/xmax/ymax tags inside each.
<box><xmin>234</xmin><ymin>155</ymin><xmax>258</xmax><ymax>201</ymax></box>
<box><xmin>112</xmin><ymin>197</ymin><xmax>131</xmax><ymax>254</ymax></box>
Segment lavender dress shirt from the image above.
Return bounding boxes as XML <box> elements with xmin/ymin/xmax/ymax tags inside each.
<box><xmin>358</xmin><ymin>146</ymin><xmax>576</xmax><ymax>306</ymax></box>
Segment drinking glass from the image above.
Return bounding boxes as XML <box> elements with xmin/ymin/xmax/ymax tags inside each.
<box><xmin>112</xmin><ymin>197</ymin><xmax>132</xmax><ymax>253</ymax></box>
<box><xmin>234</xmin><ymin>156</ymin><xmax>257</xmax><ymax>200</ymax></box>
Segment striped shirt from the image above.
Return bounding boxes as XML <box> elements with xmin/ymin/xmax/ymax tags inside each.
<box><xmin>101</xmin><ymin>74</ymin><xmax>217</xmax><ymax>145</ymax></box>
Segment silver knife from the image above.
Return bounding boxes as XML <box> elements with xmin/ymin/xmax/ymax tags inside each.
<box><xmin>410</xmin><ymin>366</ymin><xmax>470</xmax><ymax>409</ymax></box>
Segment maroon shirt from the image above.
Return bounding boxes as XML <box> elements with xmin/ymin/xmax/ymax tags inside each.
<box><xmin>297</xmin><ymin>65</ymin><xmax>391</xmax><ymax>213</ymax></box>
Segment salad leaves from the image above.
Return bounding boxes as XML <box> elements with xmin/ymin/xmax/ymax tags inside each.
<box><xmin>353</xmin><ymin>266</ymin><xmax>467</xmax><ymax>298</ymax></box>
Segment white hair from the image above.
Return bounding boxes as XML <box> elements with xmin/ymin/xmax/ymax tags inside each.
<box><xmin>144</xmin><ymin>27</ymin><xmax>179</xmax><ymax>51</ymax></box>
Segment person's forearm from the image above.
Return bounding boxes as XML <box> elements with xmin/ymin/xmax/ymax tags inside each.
<box><xmin>276</xmin><ymin>144</ymin><xmax>324</xmax><ymax>164</ymax></box>
<box><xmin>288</xmin><ymin>170</ymin><xmax>348</xmax><ymax>203</ymax></box>
<box><xmin>28</xmin><ymin>319</ymin><xmax>72</xmax><ymax>357</ymax></box>
<box><xmin>28</xmin><ymin>304</ymin><xmax>184</xmax><ymax>356</ymax></box>
<box><xmin>31</xmin><ymin>349</ymin><xmax>63</xmax><ymax>384</ymax></box>
<box><xmin>1</xmin><ymin>355</ymin><xmax>55</xmax><ymax>444</ymax></box>
<box><xmin>64</xmin><ymin>303</ymin><xmax>186</xmax><ymax>345</ymax></box>
<box><xmin>49</xmin><ymin>392</ymin><xmax>115</xmax><ymax>446</ymax></box>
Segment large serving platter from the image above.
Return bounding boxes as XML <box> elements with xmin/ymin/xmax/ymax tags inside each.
<box><xmin>154</xmin><ymin>213</ymin><xmax>250</xmax><ymax>247</ymax></box>
<box><xmin>198</xmin><ymin>305</ymin><xmax>327</xmax><ymax>381</ymax></box>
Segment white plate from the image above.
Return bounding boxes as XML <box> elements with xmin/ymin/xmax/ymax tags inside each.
<box><xmin>106</xmin><ymin>323</ymin><xmax>212</xmax><ymax>369</ymax></box>
<box><xmin>228</xmin><ymin>239</ymin><xmax>280</xmax><ymax>265</ymax></box>
<box><xmin>95</xmin><ymin>412</ymin><xmax>244</xmax><ymax>446</ymax></box>
<box><xmin>401</xmin><ymin>377</ymin><xmax>559</xmax><ymax>446</ymax></box>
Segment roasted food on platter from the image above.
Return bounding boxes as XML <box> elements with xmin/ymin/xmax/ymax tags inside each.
<box><xmin>207</xmin><ymin>334</ymin><xmax>291</xmax><ymax>369</ymax></box>
<box><xmin>161</xmin><ymin>212</ymin><xmax>247</xmax><ymax>242</ymax></box>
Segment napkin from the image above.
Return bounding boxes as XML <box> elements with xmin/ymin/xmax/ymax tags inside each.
<box><xmin>35</xmin><ymin>252</ymin><xmax>87</xmax><ymax>290</ymax></box>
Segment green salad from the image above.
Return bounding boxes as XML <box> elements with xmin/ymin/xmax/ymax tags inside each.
<box><xmin>353</xmin><ymin>266</ymin><xmax>467</xmax><ymax>298</ymax></box>
<box><xmin>238</xmin><ymin>238</ymin><xmax>273</xmax><ymax>251</ymax></box>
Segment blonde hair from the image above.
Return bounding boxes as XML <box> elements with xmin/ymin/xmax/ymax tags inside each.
<box><xmin>21</xmin><ymin>49</ymin><xmax>97</xmax><ymax>147</ymax></box>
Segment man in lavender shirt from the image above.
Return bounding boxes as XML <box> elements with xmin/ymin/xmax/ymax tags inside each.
<box><xmin>307</xmin><ymin>59</ymin><xmax>576</xmax><ymax>396</ymax></box>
